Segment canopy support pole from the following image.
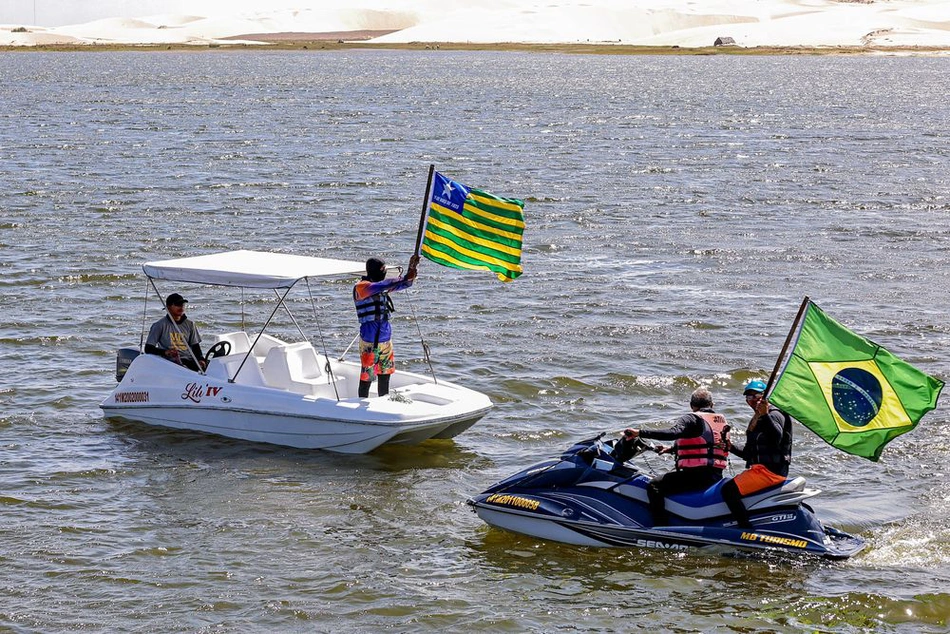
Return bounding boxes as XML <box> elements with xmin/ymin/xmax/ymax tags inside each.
<box><xmin>139</xmin><ymin>277</ymin><xmax>152</xmax><ymax>351</ymax></box>
<box><xmin>232</xmin><ymin>284</ymin><xmax>295</xmax><ymax>382</ymax></box>
<box><xmin>338</xmin><ymin>334</ymin><xmax>359</xmax><ymax>362</ymax></box>
<box><xmin>304</xmin><ymin>278</ymin><xmax>341</xmax><ymax>401</ymax></box>
<box><xmin>403</xmin><ymin>290</ymin><xmax>437</xmax><ymax>385</ymax></box>
<box><xmin>274</xmin><ymin>288</ymin><xmax>308</xmax><ymax>343</ymax></box>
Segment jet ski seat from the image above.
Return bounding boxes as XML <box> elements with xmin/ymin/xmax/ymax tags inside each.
<box><xmin>666</xmin><ymin>476</ymin><xmax>808</xmax><ymax>521</ymax></box>
<box><xmin>612</xmin><ymin>475</ymin><xmax>808</xmax><ymax>522</ymax></box>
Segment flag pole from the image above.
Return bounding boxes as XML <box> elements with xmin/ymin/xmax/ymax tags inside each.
<box><xmin>408</xmin><ymin>164</ymin><xmax>438</xmax><ymax>383</ymax></box>
<box><xmin>413</xmin><ymin>164</ymin><xmax>436</xmax><ymax>258</ymax></box>
<box><xmin>743</xmin><ymin>296</ymin><xmax>810</xmax><ymax>432</ymax></box>
<box><xmin>764</xmin><ymin>295</ymin><xmax>811</xmax><ymax>394</ymax></box>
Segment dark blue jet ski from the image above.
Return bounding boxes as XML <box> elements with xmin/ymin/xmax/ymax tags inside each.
<box><xmin>467</xmin><ymin>434</ymin><xmax>866</xmax><ymax>560</ymax></box>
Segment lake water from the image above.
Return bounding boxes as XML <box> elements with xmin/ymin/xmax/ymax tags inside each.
<box><xmin>1</xmin><ymin>49</ymin><xmax>949</xmax><ymax>632</ymax></box>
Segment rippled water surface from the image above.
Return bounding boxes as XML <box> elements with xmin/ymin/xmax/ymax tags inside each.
<box><xmin>1</xmin><ymin>50</ymin><xmax>949</xmax><ymax>632</ymax></box>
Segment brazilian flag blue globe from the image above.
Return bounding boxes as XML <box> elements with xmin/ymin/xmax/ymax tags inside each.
<box><xmin>830</xmin><ymin>367</ymin><xmax>883</xmax><ymax>427</ymax></box>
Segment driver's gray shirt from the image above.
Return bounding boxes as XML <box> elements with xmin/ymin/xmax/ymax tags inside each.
<box><xmin>146</xmin><ymin>314</ymin><xmax>201</xmax><ymax>352</ymax></box>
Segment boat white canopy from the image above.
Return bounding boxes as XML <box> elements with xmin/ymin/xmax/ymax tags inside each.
<box><xmin>143</xmin><ymin>250</ymin><xmax>366</xmax><ymax>289</ymax></box>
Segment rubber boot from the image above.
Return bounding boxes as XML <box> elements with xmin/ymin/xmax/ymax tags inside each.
<box><xmin>721</xmin><ymin>479</ymin><xmax>752</xmax><ymax>529</ymax></box>
<box><xmin>647</xmin><ymin>481</ymin><xmax>668</xmax><ymax>526</ymax></box>
<box><xmin>377</xmin><ymin>374</ymin><xmax>390</xmax><ymax>398</ymax></box>
<box><xmin>358</xmin><ymin>380</ymin><xmax>372</xmax><ymax>398</ymax></box>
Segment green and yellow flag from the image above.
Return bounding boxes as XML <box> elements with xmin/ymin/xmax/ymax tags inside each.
<box><xmin>420</xmin><ymin>171</ymin><xmax>525</xmax><ymax>282</ymax></box>
<box><xmin>769</xmin><ymin>300</ymin><xmax>943</xmax><ymax>461</ymax></box>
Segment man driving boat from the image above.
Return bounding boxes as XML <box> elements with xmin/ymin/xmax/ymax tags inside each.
<box><xmin>144</xmin><ymin>293</ymin><xmax>206</xmax><ymax>372</ymax></box>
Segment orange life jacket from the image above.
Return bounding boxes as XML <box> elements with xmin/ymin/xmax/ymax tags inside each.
<box><xmin>674</xmin><ymin>411</ymin><xmax>731</xmax><ymax>470</ymax></box>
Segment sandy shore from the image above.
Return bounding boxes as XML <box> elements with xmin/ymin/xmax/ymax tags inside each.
<box><xmin>2</xmin><ymin>1</ymin><xmax>950</xmax><ymax>52</ymax></box>
<box><xmin>4</xmin><ymin>38</ymin><xmax>946</xmax><ymax>57</ymax></box>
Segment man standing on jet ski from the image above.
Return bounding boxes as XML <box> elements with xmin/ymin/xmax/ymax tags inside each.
<box><xmin>613</xmin><ymin>388</ymin><xmax>731</xmax><ymax>526</ymax></box>
<box><xmin>720</xmin><ymin>380</ymin><xmax>794</xmax><ymax>528</ymax></box>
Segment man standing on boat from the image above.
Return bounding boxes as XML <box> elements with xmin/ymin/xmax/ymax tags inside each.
<box><xmin>614</xmin><ymin>388</ymin><xmax>731</xmax><ymax>526</ymax></box>
<box><xmin>144</xmin><ymin>293</ymin><xmax>206</xmax><ymax>372</ymax></box>
<box><xmin>353</xmin><ymin>255</ymin><xmax>419</xmax><ymax>398</ymax></box>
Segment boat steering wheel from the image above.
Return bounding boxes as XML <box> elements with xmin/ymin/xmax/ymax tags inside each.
<box><xmin>204</xmin><ymin>341</ymin><xmax>231</xmax><ymax>362</ymax></box>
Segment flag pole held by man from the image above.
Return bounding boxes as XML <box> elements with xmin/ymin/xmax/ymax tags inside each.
<box><xmin>414</xmin><ymin>166</ymin><xmax>525</xmax><ymax>282</ymax></box>
<box><xmin>766</xmin><ymin>297</ymin><xmax>944</xmax><ymax>461</ymax></box>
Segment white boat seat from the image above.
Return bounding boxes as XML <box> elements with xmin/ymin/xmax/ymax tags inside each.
<box><xmin>206</xmin><ymin>353</ymin><xmax>267</xmax><ymax>387</ymax></box>
<box><xmin>262</xmin><ymin>342</ymin><xmax>328</xmax><ymax>395</ymax></box>
<box><xmin>213</xmin><ymin>331</ymin><xmax>253</xmax><ymax>356</ymax></box>
<box><xmin>249</xmin><ymin>333</ymin><xmax>287</xmax><ymax>359</ymax></box>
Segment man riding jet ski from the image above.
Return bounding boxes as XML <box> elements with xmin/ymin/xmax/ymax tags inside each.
<box><xmin>467</xmin><ymin>432</ymin><xmax>866</xmax><ymax>559</ymax></box>
<box><xmin>610</xmin><ymin>388</ymin><xmax>730</xmax><ymax>527</ymax></box>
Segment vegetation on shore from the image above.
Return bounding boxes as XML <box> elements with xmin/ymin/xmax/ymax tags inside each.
<box><xmin>1</xmin><ymin>39</ymin><xmax>946</xmax><ymax>55</ymax></box>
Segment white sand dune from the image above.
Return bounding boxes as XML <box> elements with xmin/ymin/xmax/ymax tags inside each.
<box><xmin>145</xmin><ymin>14</ymin><xmax>206</xmax><ymax>27</ymax></box>
<box><xmin>2</xmin><ymin>0</ymin><xmax>950</xmax><ymax>49</ymax></box>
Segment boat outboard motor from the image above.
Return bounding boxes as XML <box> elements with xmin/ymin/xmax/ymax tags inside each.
<box><xmin>115</xmin><ymin>348</ymin><xmax>141</xmax><ymax>382</ymax></box>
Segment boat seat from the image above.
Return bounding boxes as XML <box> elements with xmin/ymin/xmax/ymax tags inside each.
<box><xmin>212</xmin><ymin>331</ymin><xmax>253</xmax><ymax>356</ymax></box>
<box><xmin>211</xmin><ymin>331</ymin><xmax>292</xmax><ymax>365</ymax></box>
<box><xmin>249</xmin><ymin>333</ymin><xmax>287</xmax><ymax>359</ymax></box>
<box><xmin>205</xmin><ymin>353</ymin><xmax>267</xmax><ymax>387</ymax></box>
<box><xmin>262</xmin><ymin>342</ymin><xmax>329</xmax><ymax>395</ymax></box>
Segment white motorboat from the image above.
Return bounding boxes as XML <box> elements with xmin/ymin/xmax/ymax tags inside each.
<box><xmin>100</xmin><ymin>250</ymin><xmax>493</xmax><ymax>453</ymax></box>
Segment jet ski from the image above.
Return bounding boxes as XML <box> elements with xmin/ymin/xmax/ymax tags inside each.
<box><xmin>467</xmin><ymin>434</ymin><xmax>866</xmax><ymax>560</ymax></box>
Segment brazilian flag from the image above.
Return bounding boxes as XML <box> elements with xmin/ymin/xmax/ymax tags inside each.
<box><xmin>421</xmin><ymin>171</ymin><xmax>525</xmax><ymax>282</ymax></box>
<box><xmin>770</xmin><ymin>301</ymin><xmax>944</xmax><ymax>461</ymax></box>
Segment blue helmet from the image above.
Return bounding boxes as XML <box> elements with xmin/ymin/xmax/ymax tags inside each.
<box><xmin>743</xmin><ymin>379</ymin><xmax>767</xmax><ymax>394</ymax></box>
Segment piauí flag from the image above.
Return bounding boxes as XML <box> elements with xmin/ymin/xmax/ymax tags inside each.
<box><xmin>421</xmin><ymin>171</ymin><xmax>525</xmax><ymax>282</ymax></box>
<box><xmin>769</xmin><ymin>300</ymin><xmax>944</xmax><ymax>461</ymax></box>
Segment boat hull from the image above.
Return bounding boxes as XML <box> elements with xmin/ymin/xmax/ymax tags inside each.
<box><xmin>101</xmin><ymin>353</ymin><xmax>491</xmax><ymax>453</ymax></box>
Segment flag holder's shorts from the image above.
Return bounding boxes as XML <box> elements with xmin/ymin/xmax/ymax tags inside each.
<box><xmin>733</xmin><ymin>463</ymin><xmax>787</xmax><ymax>496</ymax></box>
<box><xmin>359</xmin><ymin>339</ymin><xmax>395</xmax><ymax>381</ymax></box>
